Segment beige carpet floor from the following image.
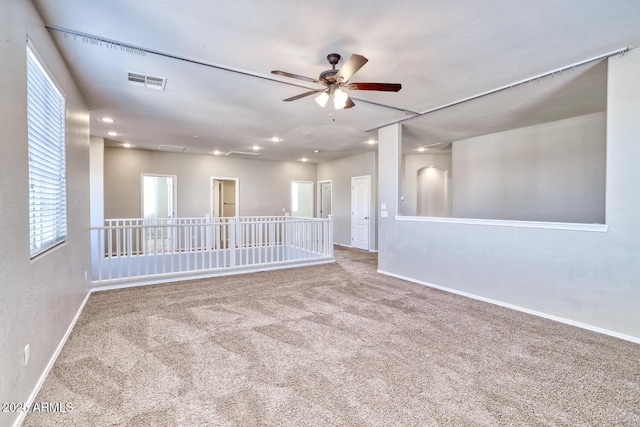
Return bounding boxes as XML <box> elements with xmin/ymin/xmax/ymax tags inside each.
<box><xmin>24</xmin><ymin>246</ymin><xmax>640</xmax><ymax>426</ymax></box>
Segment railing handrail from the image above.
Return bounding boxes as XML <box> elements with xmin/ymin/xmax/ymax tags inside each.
<box><xmin>99</xmin><ymin>216</ymin><xmax>331</xmax><ymax>230</ymax></box>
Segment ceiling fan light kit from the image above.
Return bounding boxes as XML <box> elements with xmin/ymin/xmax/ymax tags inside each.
<box><xmin>315</xmin><ymin>91</ymin><xmax>329</xmax><ymax>107</ymax></box>
<box><xmin>272</xmin><ymin>53</ymin><xmax>401</xmax><ymax>110</ymax></box>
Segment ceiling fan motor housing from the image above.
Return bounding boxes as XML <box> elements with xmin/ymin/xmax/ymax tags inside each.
<box><xmin>320</xmin><ymin>53</ymin><xmax>342</xmax><ymax>83</ymax></box>
<box><xmin>319</xmin><ymin>69</ymin><xmax>339</xmax><ymax>83</ymax></box>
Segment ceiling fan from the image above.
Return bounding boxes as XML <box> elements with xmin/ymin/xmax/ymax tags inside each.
<box><xmin>271</xmin><ymin>53</ymin><xmax>401</xmax><ymax>110</ymax></box>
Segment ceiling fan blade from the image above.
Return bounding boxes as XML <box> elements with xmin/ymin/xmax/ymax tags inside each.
<box><xmin>335</xmin><ymin>54</ymin><xmax>368</xmax><ymax>82</ymax></box>
<box><xmin>343</xmin><ymin>97</ymin><xmax>356</xmax><ymax>109</ymax></box>
<box><xmin>271</xmin><ymin>70</ymin><xmax>321</xmax><ymax>84</ymax></box>
<box><xmin>347</xmin><ymin>82</ymin><xmax>402</xmax><ymax>92</ymax></box>
<box><xmin>283</xmin><ymin>89</ymin><xmax>323</xmax><ymax>102</ymax></box>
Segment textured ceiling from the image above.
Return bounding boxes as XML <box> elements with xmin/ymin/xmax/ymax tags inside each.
<box><xmin>32</xmin><ymin>0</ymin><xmax>640</xmax><ymax>162</ymax></box>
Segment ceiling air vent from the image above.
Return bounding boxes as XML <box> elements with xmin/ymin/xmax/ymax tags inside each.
<box><xmin>128</xmin><ymin>72</ymin><xmax>167</xmax><ymax>91</ymax></box>
<box><xmin>158</xmin><ymin>145</ymin><xmax>185</xmax><ymax>152</ymax></box>
<box><xmin>226</xmin><ymin>151</ymin><xmax>260</xmax><ymax>157</ymax></box>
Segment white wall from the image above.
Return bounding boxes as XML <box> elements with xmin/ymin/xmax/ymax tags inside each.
<box><xmin>317</xmin><ymin>151</ymin><xmax>378</xmax><ymax>249</ymax></box>
<box><xmin>0</xmin><ymin>2</ymin><xmax>91</xmax><ymax>426</ymax></box>
<box><xmin>452</xmin><ymin>112</ymin><xmax>606</xmax><ymax>223</ymax></box>
<box><xmin>378</xmin><ymin>50</ymin><xmax>640</xmax><ymax>341</ymax></box>
<box><xmin>104</xmin><ymin>147</ymin><xmax>317</xmax><ymax>219</ymax></box>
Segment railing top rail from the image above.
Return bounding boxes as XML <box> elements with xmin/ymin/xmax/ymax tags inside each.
<box><xmin>95</xmin><ymin>215</ymin><xmax>331</xmax><ymax>230</ymax></box>
<box><xmin>105</xmin><ymin>215</ymin><xmax>332</xmax><ymax>222</ymax></box>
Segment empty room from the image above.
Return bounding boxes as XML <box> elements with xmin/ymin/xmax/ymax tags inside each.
<box><xmin>2</xmin><ymin>1</ymin><xmax>640</xmax><ymax>426</ymax></box>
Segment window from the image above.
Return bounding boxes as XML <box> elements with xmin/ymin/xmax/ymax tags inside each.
<box><xmin>26</xmin><ymin>45</ymin><xmax>67</xmax><ymax>257</ymax></box>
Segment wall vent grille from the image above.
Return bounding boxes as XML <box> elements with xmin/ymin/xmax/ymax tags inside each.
<box><xmin>158</xmin><ymin>145</ymin><xmax>185</xmax><ymax>152</ymax></box>
<box><xmin>226</xmin><ymin>151</ymin><xmax>260</xmax><ymax>157</ymax></box>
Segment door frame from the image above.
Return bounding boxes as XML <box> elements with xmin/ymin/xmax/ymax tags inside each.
<box><xmin>141</xmin><ymin>173</ymin><xmax>178</xmax><ymax>218</ymax></box>
<box><xmin>317</xmin><ymin>180</ymin><xmax>332</xmax><ymax>218</ymax></box>
<box><xmin>210</xmin><ymin>176</ymin><xmax>239</xmax><ymax>217</ymax></box>
<box><xmin>351</xmin><ymin>175</ymin><xmax>371</xmax><ymax>250</ymax></box>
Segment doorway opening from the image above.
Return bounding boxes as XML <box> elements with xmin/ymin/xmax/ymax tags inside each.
<box><xmin>417</xmin><ymin>166</ymin><xmax>448</xmax><ymax>217</ymax></box>
<box><xmin>141</xmin><ymin>174</ymin><xmax>177</xmax><ymax>253</ymax></box>
<box><xmin>210</xmin><ymin>177</ymin><xmax>239</xmax><ymax>217</ymax></box>
<box><xmin>291</xmin><ymin>181</ymin><xmax>314</xmax><ymax>217</ymax></box>
<box><xmin>142</xmin><ymin>174</ymin><xmax>176</xmax><ymax>220</ymax></box>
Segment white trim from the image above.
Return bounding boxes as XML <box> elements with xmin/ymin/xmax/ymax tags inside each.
<box><xmin>395</xmin><ymin>215</ymin><xmax>608</xmax><ymax>232</ymax></box>
<box><xmin>377</xmin><ymin>269</ymin><xmax>640</xmax><ymax>344</ymax></box>
<box><xmin>13</xmin><ymin>291</ymin><xmax>91</xmax><ymax>427</ymax></box>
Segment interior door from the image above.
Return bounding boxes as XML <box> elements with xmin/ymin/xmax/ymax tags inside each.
<box><xmin>211</xmin><ymin>180</ymin><xmax>222</xmax><ymax>217</ymax></box>
<box><xmin>351</xmin><ymin>175</ymin><xmax>370</xmax><ymax>250</ymax></box>
<box><xmin>319</xmin><ymin>181</ymin><xmax>332</xmax><ymax>218</ymax></box>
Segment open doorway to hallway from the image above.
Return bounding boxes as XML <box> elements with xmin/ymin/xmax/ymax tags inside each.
<box><xmin>211</xmin><ymin>177</ymin><xmax>239</xmax><ymax>217</ymax></box>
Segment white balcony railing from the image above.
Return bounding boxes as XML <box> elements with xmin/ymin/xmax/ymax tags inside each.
<box><xmin>90</xmin><ymin>215</ymin><xmax>334</xmax><ymax>285</ymax></box>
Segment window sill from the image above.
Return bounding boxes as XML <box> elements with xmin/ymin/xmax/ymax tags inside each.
<box><xmin>394</xmin><ymin>215</ymin><xmax>608</xmax><ymax>232</ymax></box>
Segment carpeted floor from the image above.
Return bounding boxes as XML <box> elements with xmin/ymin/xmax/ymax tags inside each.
<box><xmin>24</xmin><ymin>246</ymin><xmax>640</xmax><ymax>426</ymax></box>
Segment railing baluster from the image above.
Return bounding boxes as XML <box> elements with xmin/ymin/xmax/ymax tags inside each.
<box><xmin>252</xmin><ymin>221</ymin><xmax>256</xmax><ymax>265</ymax></box>
<box><xmin>91</xmin><ymin>215</ymin><xmax>334</xmax><ymax>284</ymax></box>
<box><xmin>98</xmin><ymin>229</ymin><xmax>103</xmax><ymax>282</ymax></box>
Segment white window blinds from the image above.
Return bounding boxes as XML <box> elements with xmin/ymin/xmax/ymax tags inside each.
<box><xmin>26</xmin><ymin>46</ymin><xmax>67</xmax><ymax>257</ymax></box>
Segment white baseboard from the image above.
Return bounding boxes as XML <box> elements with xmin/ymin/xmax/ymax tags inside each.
<box><xmin>13</xmin><ymin>291</ymin><xmax>91</xmax><ymax>427</ymax></box>
<box><xmin>335</xmin><ymin>243</ymin><xmax>378</xmax><ymax>252</ymax></box>
<box><xmin>335</xmin><ymin>243</ymin><xmax>352</xmax><ymax>248</ymax></box>
<box><xmin>377</xmin><ymin>269</ymin><xmax>640</xmax><ymax>345</ymax></box>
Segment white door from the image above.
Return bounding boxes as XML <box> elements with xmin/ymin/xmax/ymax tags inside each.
<box><xmin>351</xmin><ymin>175</ymin><xmax>370</xmax><ymax>250</ymax></box>
<box><xmin>318</xmin><ymin>181</ymin><xmax>332</xmax><ymax>218</ymax></box>
<box><xmin>211</xmin><ymin>180</ymin><xmax>222</xmax><ymax>217</ymax></box>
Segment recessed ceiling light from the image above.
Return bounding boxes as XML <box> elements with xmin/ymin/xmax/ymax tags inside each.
<box><xmin>108</xmin><ymin>131</ymin><xmax>118</xmax><ymax>136</ymax></box>
<box><xmin>313</xmin><ymin>150</ymin><xmax>320</xmax><ymax>153</ymax></box>
<box><xmin>212</xmin><ymin>150</ymin><xmax>221</xmax><ymax>155</ymax></box>
<box><xmin>122</xmin><ymin>143</ymin><xmax>132</xmax><ymax>148</ymax></box>
<box><xmin>367</xmin><ymin>139</ymin><xmax>376</xmax><ymax>145</ymax></box>
<box><xmin>418</xmin><ymin>147</ymin><xmax>426</xmax><ymax>152</ymax></box>
<box><xmin>270</xmin><ymin>136</ymin><xmax>281</xmax><ymax>142</ymax></box>
<box><xmin>193</xmin><ymin>135</ymin><xmax>200</xmax><ymax>139</ymax></box>
<box><xmin>100</xmin><ymin>117</ymin><xmax>115</xmax><ymax>123</ymax></box>
<box><xmin>252</xmin><ymin>145</ymin><xmax>261</xmax><ymax>151</ymax></box>
<box><xmin>301</xmin><ymin>158</ymin><xmax>308</xmax><ymax>162</ymax></box>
